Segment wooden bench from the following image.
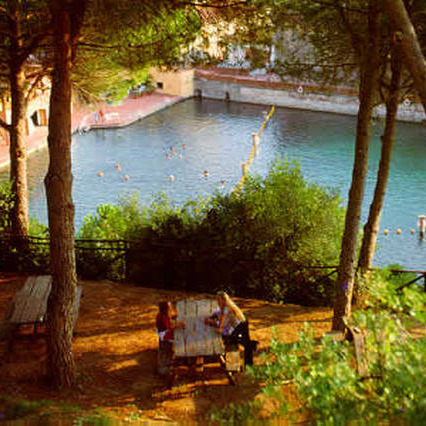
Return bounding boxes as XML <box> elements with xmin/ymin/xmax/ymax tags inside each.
<box><xmin>325</xmin><ymin>319</ymin><xmax>367</xmax><ymax>377</ymax></box>
<box><xmin>0</xmin><ymin>275</ymin><xmax>82</xmax><ymax>350</ymax></box>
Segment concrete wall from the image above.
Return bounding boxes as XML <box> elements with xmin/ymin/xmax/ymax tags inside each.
<box><xmin>194</xmin><ymin>77</ymin><xmax>426</xmax><ymax>124</ymax></box>
<box><xmin>151</xmin><ymin>69</ymin><xmax>195</xmax><ymax>97</ymax></box>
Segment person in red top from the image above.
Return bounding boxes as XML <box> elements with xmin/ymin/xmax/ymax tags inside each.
<box><xmin>156</xmin><ymin>301</ymin><xmax>185</xmax><ymax>376</ymax></box>
<box><xmin>156</xmin><ymin>301</ymin><xmax>174</xmax><ymax>342</ymax></box>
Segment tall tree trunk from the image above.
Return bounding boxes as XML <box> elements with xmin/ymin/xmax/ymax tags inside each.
<box><xmin>332</xmin><ymin>0</ymin><xmax>381</xmax><ymax>331</ymax></box>
<box><xmin>44</xmin><ymin>3</ymin><xmax>77</xmax><ymax>389</ymax></box>
<box><xmin>357</xmin><ymin>47</ymin><xmax>402</xmax><ymax>276</ymax></box>
<box><xmin>8</xmin><ymin>0</ymin><xmax>29</xmax><ymax>236</ymax></box>
<box><xmin>382</xmin><ymin>0</ymin><xmax>426</xmax><ymax>115</ymax></box>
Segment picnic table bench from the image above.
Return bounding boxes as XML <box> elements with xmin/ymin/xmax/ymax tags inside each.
<box><xmin>162</xmin><ymin>298</ymin><xmax>243</xmax><ymax>385</ymax></box>
<box><xmin>325</xmin><ymin>318</ymin><xmax>367</xmax><ymax>377</ymax></box>
<box><xmin>0</xmin><ymin>275</ymin><xmax>82</xmax><ymax>351</ymax></box>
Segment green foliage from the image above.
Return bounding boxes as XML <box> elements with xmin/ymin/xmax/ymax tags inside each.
<box><xmin>76</xmin><ymin>193</ymin><xmax>148</xmax><ymax>280</ymax></box>
<box><xmin>77</xmin><ymin>160</ymin><xmax>344</xmax><ymax>304</ymax></box>
<box><xmin>0</xmin><ymin>234</ymin><xmax>50</xmax><ymax>274</ymax></box>
<box><xmin>73</xmin><ymin>54</ymin><xmax>151</xmax><ymax>103</ymax></box>
<box><xmin>75</xmin><ymin>0</ymin><xmax>201</xmax><ymax>102</ymax></box>
<box><xmin>28</xmin><ymin>217</ymin><xmax>49</xmax><ymax>238</ymax></box>
<box><xmin>196</xmin><ymin>159</ymin><xmax>344</xmax><ymax>303</ymax></box>
<box><xmin>0</xmin><ymin>180</ymin><xmax>14</xmax><ymax>232</ymax></box>
<box><xmin>0</xmin><ymin>396</ymin><xmax>113</xmax><ymax>423</ymax></box>
<box><xmin>78</xmin><ymin>193</ymin><xmax>147</xmax><ymax>241</ymax></box>
<box><xmin>0</xmin><ymin>182</ymin><xmax>49</xmax><ymax>273</ymax></box>
<box><xmin>2</xmin><ymin>398</ymin><xmax>51</xmax><ymax>420</ymax></box>
<box><xmin>247</xmin><ymin>272</ymin><xmax>426</xmax><ymax>423</ymax></box>
<box><xmin>209</xmin><ymin>400</ymin><xmax>261</xmax><ymax>425</ymax></box>
<box><xmin>73</xmin><ymin>414</ymin><xmax>114</xmax><ymax>426</ymax></box>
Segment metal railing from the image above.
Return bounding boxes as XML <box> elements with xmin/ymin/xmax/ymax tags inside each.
<box><xmin>1</xmin><ymin>233</ymin><xmax>424</xmax><ymax>292</ymax></box>
<box><xmin>0</xmin><ymin>234</ymin><xmax>130</xmax><ymax>281</ymax></box>
<box><xmin>308</xmin><ymin>265</ymin><xmax>426</xmax><ymax>292</ymax></box>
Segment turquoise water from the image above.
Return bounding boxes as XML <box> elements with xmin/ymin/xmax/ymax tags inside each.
<box><xmin>2</xmin><ymin>98</ymin><xmax>426</xmax><ymax>269</ymax></box>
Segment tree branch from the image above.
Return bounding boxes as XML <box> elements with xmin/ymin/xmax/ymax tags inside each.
<box><xmin>20</xmin><ymin>31</ymin><xmax>53</xmax><ymax>65</ymax></box>
<box><xmin>179</xmin><ymin>1</ymin><xmax>250</xmax><ymax>9</ymax></box>
<box><xmin>25</xmin><ymin>67</ymin><xmax>53</xmax><ymax>80</ymax></box>
<box><xmin>310</xmin><ymin>0</ymin><xmax>368</xmax><ymax>14</ymax></box>
<box><xmin>281</xmin><ymin>61</ymin><xmax>357</xmax><ymax>69</ymax></box>
<box><xmin>0</xmin><ymin>6</ymin><xmax>15</xmax><ymax>24</ymax></box>
<box><xmin>78</xmin><ymin>33</ymin><xmax>184</xmax><ymax>51</ymax></box>
<box><xmin>25</xmin><ymin>71</ymin><xmax>48</xmax><ymax>102</ymax></box>
<box><xmin>0</xmin><ymin>116</ymin><xmax>11</xmax><ymax>132</ymax></box>
<box><xmin>334</xmin><ymin>0</ymin><xmax>364</xmax><ymax>58</ymax></box>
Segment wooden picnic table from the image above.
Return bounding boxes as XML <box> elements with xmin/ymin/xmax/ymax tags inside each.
<box><xmin>171</xmin><ymin>298</ymin><xmax>242</xmax><ymax>385</ymax></box>
<box><xmin>174</xmin><ymin>298</ymin><xmax>224</xmax><ymax>358</ymax></box>
<box><xmin>1</xmin><ymin>275</ymin><xmax>82</xmax><ymax>351</ymax></box>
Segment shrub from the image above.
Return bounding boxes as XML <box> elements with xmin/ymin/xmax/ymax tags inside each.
<box><xmin>0</xmin><ymin>181</ymin><xmax>49</xmax><ymax>273</ymax></box>
<box><xmin>196</xmin><ymin>159</ymin><xmax>344</xmax><ymax>303</ymax></box>
<box><xmin>0</xmin><ymin>180</ymin><xmax>14</xmax><ymax>232</ymax></box>
<box><xmin>76</xmin><ymin>160</ymin><xmax>345</xmax><ymax>305</ymax></box>
<box><xmin>245</xmin><ymin>272</ymin><xmax>426</xmax><ymax>423</ymax></box>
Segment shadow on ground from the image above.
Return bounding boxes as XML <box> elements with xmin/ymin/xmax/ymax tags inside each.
<box><xmin>0</xmin><ymin>276</ymin><xmax>333</xmax><ymax>423</ymax></box>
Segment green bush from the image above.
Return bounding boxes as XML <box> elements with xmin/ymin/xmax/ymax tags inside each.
<box><xmin>78</xmin><ymin>193</ymin><xmax>148</xmax><ymax>241</ymax></box>
<box><xmin>0</xmin><ymin>180</ymin><xmax>14</xmax><ymax>232</ymax></box>
<box><xmin>244</xmin><ymin>272</ymin><xmax>426</xmax><ymax>424</ymax></box>
<box><xmin>197</xmin><ymin>159</ymin><xmax>344</xmax><ymax>303</ymax></box>
<box><xmin>3</xmin><ymin>398</ymin><xmax>51</xmax><ymax>420</ymax></box>
<box><xmin>77</xmin><ymin>160</ymin><xmax>345</xmax><ymax>305</ymax></box>
<box><xmin>76</xmin><ymin>193</ymin><xmax>150</xmax><ymax>280</ymax></box>
<box><xmin>0</xmin><ymin>181</ymin><xmax>49</xmax><ymax>273</ymax></box>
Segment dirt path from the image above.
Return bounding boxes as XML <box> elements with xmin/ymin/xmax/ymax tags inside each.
<box><xmin>0</xmin><ymin>274</ymin><xmax>333</xmax><ymax>423</ymax></box>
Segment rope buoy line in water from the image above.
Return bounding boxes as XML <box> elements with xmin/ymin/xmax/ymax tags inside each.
<box><xmin>383</xmin><ymin>216</ymin><xmax>425</xmax><ymax>238</ymax></box>
<box><xmin>236</xmin><ymin>106</ymin><xmax>275</xmax><ymax>192</ymax></box>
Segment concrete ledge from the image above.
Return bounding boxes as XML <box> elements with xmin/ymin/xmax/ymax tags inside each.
<box><xmin>195</xmin><ymin>77</ymin><xmax>426</xmax><ymax>124</ymax></box>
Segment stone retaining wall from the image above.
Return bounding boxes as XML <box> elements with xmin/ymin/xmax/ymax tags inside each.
<box><xmin>194</xmin><ymin>76</ymin><xmax>426</xmax><ymax>124</ymax></box>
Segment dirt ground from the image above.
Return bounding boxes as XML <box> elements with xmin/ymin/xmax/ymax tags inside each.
<box><xmin>0</xmin><ymin>274</ymin><xmax>334</xmax><ymax>423</ymax></box>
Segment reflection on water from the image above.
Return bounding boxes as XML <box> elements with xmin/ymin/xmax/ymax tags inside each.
<box><xmin>1</xmin><ymin>98</ymin><xmax>425</xmax><ymax>269</ymax></box>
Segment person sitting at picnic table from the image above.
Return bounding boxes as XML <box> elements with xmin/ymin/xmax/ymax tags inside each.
<box><xmin>156</xmin><ymin>301</ymin><xmax>184</xmax><ymax>343</ymax></box>
<box><xmin>156</xmin><ymin>301</ymin><xmax>185</xmax><ymax>376</ymax></box>
<box><xmin>205</xmin><ymin>291</ymin><xmax>254</xmax><ymax>366</ymax></box>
